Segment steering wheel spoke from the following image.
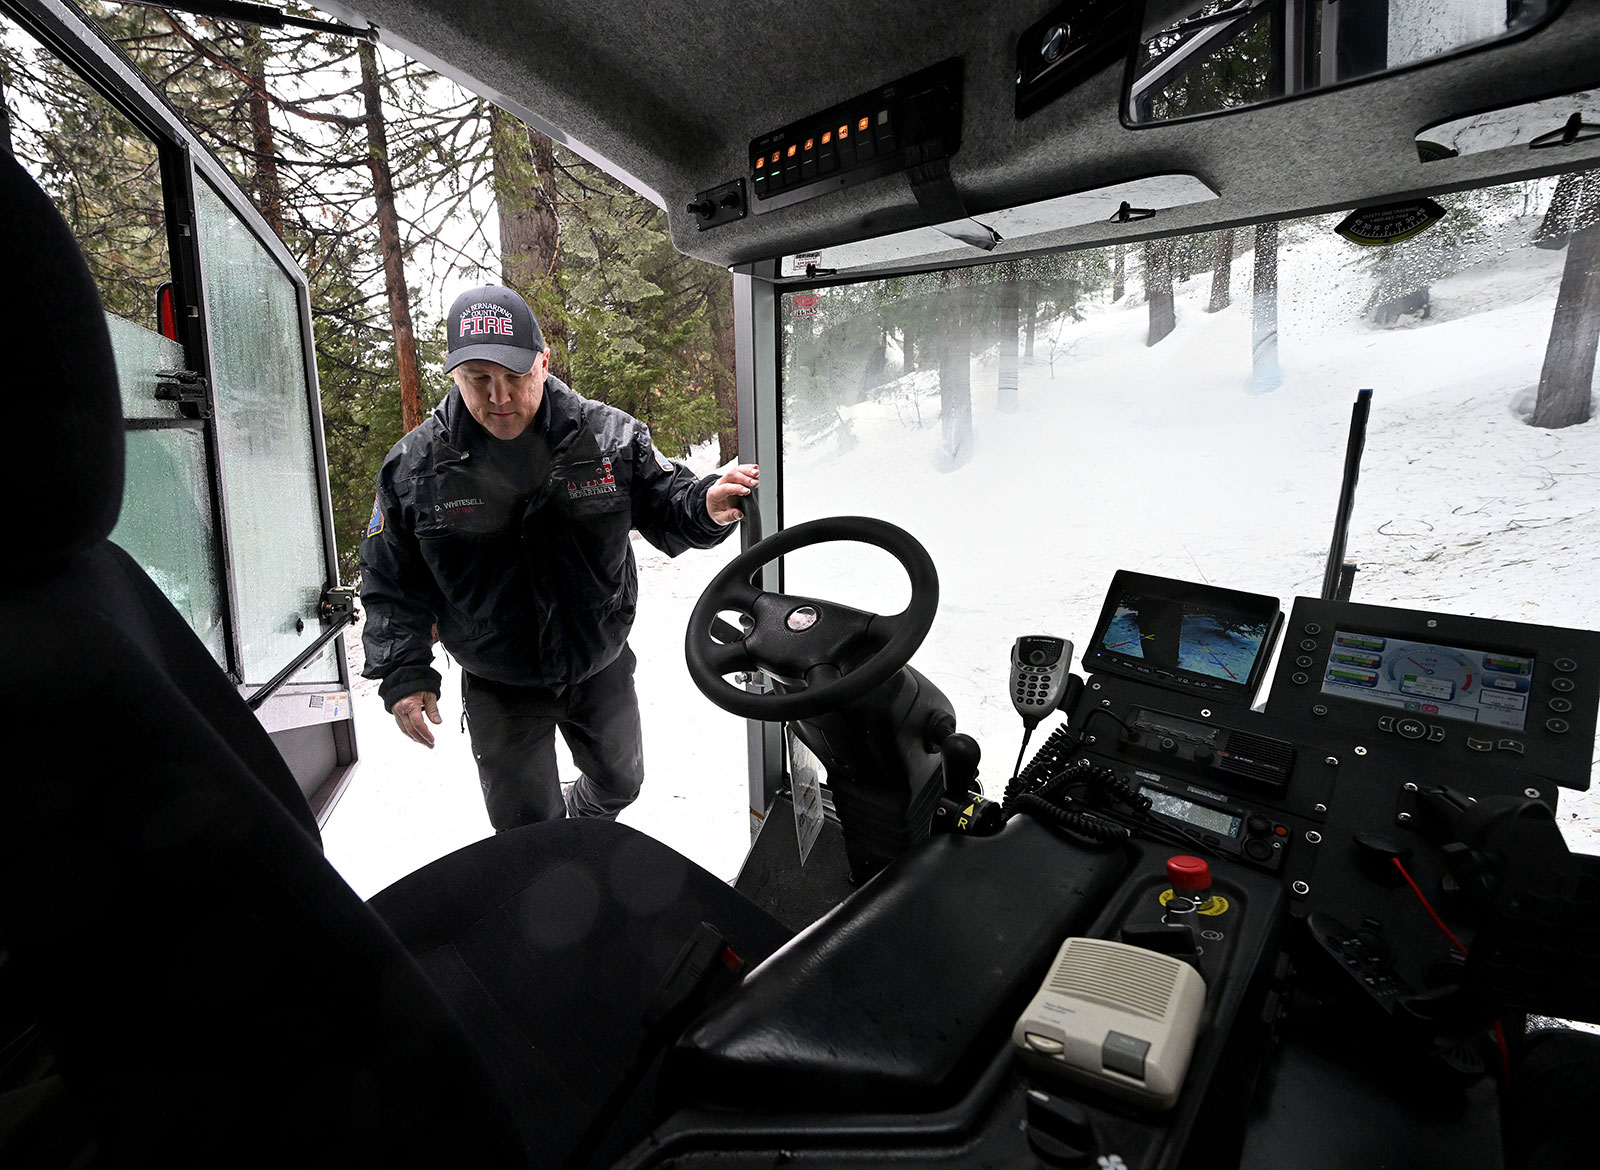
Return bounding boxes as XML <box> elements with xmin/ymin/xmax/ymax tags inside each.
<box><xmin>865</xmin><ymin>611</ymin><xmax>909</xmax><ymax>648</ymax></box>
<box><xmin>703</xmin><ymin>638</ymin><xmax>753</xmax><ymax>679</ymax></box>
<box><xmin>721</xmin><ymin>576</ymin><xmax>764</xmax><ymax>614</ymax></box>
<box><xmin>804</xmin><ymin>662</ymin><xmax>843</xmax><ymax>690</ymax></box>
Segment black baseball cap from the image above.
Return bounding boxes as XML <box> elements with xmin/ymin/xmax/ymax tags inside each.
<box><xmin>443</xmin><ymin>285</ymin><xmax>546</xmax><ymax>374</ymax></box>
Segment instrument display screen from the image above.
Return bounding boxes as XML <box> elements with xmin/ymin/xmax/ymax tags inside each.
<box><xmin>1319</xmin><ymin>630</ymin><xmax>1534</xmax><ymax>731</ymax></box>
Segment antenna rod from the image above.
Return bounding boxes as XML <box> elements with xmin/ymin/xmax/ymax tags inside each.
<box><xmin>1321</xmin><ymin>388</ymin><xmax>1373</xmax><ymax>601</ymax></box>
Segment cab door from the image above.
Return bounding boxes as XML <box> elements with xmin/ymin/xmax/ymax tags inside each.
<box><xmin>2</xmin><ymin>0</ymin><xmax>357</xmax><ymax>819</ymax></box>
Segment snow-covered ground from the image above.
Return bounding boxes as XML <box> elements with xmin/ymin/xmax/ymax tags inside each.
<box><xmin>323</xmin><ymin>210</ymin><xmax>1600</xmax><ymax>899</ymax></box>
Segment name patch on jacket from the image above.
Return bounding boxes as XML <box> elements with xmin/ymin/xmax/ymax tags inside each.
<box><xmin>566</xmin><ymin>457</ymin><xmax>618</xmax><ymax>501</ymax></box>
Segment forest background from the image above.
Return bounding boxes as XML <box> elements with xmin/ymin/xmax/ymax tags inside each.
<box><xmin>4</xmin><ymin>1</ymin><xmax>742</xmax><ymax>575</ymax></box>
<box><xmin>1</xmin><ymin>0</ymin><xmax>1596</xmax><ymax>584</ymax></box>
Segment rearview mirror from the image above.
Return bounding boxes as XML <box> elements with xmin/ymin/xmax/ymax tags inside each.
<box><xmin>1125</xmin><ymin>0</ymin><xmax>1568</xmax><ymax>127</ymax></box>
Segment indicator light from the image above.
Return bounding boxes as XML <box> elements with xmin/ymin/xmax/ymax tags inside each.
<box><xmin>878</xmin><ymin>108</ymin><xmax>889</xmax><ymax>124</ymax></box>
<box><xmin>787</xmin><ymin>143</ymin><xmax>797</xmax><ymax>158</ymax></box>
<box><xmin>839</xmin><ymin>123</ymin><xmax>849</xmax><ymax>139</ymax></box>
<box><xmin>770</xmin><ymin>151</ymin><xmax>780</xmax><ymax>165</ymax></box>
<box><xmin>858</xmin><ymin>116</ymin><xmax>870</xmax><ymax>132</ymax></box>
<box><xmin>804</xmin><ymin>137</ymin><xmax>814</xmax><ymax>151</ymax></box>
<box><xmin>755</xmin><ymin>155</ymin><xmax>764</xmax><ymax>168</ymax></box>
<box><xmin>822</xmin><ymin>130</ymin><xmax>832</xmax><ymax>144</ymax></box>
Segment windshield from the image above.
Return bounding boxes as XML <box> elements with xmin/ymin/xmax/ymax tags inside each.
<box><xmin>778</xmin><ymin>169</ymin><xmax>1600</xmax><ymax>796</ymax></box>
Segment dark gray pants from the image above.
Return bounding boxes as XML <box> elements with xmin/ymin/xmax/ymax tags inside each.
<box><xmin>461</xmin><ymin>645</ymin><xmax>645</xmax><ymax>831</ymax></box>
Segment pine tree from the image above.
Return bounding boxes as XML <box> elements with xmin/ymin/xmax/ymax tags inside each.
<box><xmin>1145</xmin><ymin>237</ymin><xmax>1176</xmax><ymax>345</ymax></box>
<box><xmin>1207</xmin><ymin>229</ymin><xmax>1235</xmax><ymax>312</ymax></box>
<box><xmin>996</xmin><ymin>260</ymin><xmax>1021</xmax><ymax>412</ymax></box>
<box><xmin>936</xmin><ymin>267</ymin><xmax>974</xmax><ymax>470</ymax></box>
<box><xmin>1251</xmin><ymin>221</ymin><xmax>1282</xmax><ymax>393</ymax></box>
<box><xmin>1530</xmin><ymin>173</ymin><xmax>1600</xmax><ymax>429</ymax></box>
<box><xmin>1</xmin><ymin>11</ymin><xmax>169</xmax><ymax>328</ymax></box>
<box><xmin>356</xmin><ymin>40</ymin><xmax>424</xmax><ymax>432</ymax></box>
<box><xmin>490</xmin><ymin>104</ymin><xmax>570</xmax><ymax>379</ymax></box>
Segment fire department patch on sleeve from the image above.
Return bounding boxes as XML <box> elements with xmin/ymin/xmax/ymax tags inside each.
<box><xmin>653</xmin><ymin>446</ymin><xmax>675</xmax><ymax>473</ymax></box>
<box><xmin>366</xmin><ymin>492</ymin><xmax>385</xmax><ymax>538</ymax></box>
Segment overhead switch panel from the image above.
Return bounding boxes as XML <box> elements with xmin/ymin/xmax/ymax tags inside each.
<box><xmin>749</xmin><ymin>58</ymin><xmax>962</xmax><ymax>214</ymax></box>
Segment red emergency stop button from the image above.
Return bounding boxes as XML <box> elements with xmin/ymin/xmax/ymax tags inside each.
<box><xmin>1166</xmin><ymin>855</ymin><xmax>1211</xmax><ymax>891</ymax></box>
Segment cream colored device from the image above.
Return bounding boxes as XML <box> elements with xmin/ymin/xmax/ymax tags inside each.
<box><xmin>1012</xmin><ymin>936</ymin><xmax>1207</xmax><ymax>1110</ymax></box>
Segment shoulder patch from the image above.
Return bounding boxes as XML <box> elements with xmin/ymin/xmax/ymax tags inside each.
<box><xmin>366</xmin><ymin>492</ymin><xmax>385</xmax><ymax>538</ymax></box>
<box><xmin>653</xmin><ymin>446</ymin><xmax>675</xmax><ymax>473</ymax></box>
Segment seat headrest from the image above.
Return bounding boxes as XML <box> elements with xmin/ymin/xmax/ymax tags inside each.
<box><xmin>1</xmin><ymin>150</ymin><xmax>124</xmax><ymax>570</ymax></box>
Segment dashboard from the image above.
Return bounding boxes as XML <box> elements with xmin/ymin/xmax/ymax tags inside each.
<box><xmin>634</xmin><ymin>573</ymin><xmax>1600</xmax><ymax>1170</ymax></box>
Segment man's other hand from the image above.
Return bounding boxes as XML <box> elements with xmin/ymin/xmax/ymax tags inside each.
<box><xmin>707</xmin><ymin>463</ymin><xmax>759</xmax><ymax>525</ymax></box>
<box><xmin>393</xmin><ymin>691</ymin><xmax>442</xmax><ymax>747</ymax></box>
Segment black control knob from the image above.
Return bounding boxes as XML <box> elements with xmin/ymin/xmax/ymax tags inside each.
<box><xmin>686</xmin><ymin>198</ymin><xmax>715</xmax><ymax>218</ymax></box>
<box><xmin>1194</xmin><ymin>746</ymin><xmax>1214</xmax><ymax>764</ymax></box>
<box><xmin>1159</xmin><ymin>736</ymin><xmax>1177</xmax><ymax>753</ymax></box>
<box><xmin>939</xmin><ymin>732</ymin><xmax>982</xmax><ymax>798</ymax></box>
<box><xmin>1041</xmin><ymin>25</ymin><xmax>1070</xmax><ymax>64</ymax></box>
<box><xmin>1025</xmin><ymin>1088</ymin><xmax>1096</xmax><ymax>1166</ymax></box>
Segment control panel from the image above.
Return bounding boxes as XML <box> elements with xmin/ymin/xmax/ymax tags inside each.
<box><xmin>1070</xmin><ymin>675</ymin><xmax>1325</xmax><ymax>888</ymax></box>
<box><xmin>1266</xmin><ymin>595</ymin><xmax>1600</xmax><ymax>790</ymax></box>
<box><xmin>655</xmin><ymin>569</ymin><xmax>1600</xmax><ymax>1170</ymax></box>
<box><xmin>748</xmin><ymin>59</ymin><xmax>961</xmax><ymax>213</ymax></box>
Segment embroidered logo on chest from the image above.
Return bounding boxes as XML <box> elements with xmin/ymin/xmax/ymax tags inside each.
<box><xmin>567</xmin><ymin>457</ymin><xmax>618</xmax><ymax>501</ymax></box>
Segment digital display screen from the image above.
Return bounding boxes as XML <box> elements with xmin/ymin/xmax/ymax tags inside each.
<box><xmin>1318</xmin><ymin>630</ymin><xmax>1535</xmax><ymax>731</ymax></box>
<box><xmin>1085</xmin><ymin>572</ymin><xmax>1282</xmax><ymax>703</ymax></box>
<box><xmin>1141</xmin><ymin>787</ymin><xmax>1241</xmax><ymax>838</ymax></box>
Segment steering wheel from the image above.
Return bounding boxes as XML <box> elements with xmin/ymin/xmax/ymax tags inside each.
<box><xmin>685</xmin><ymin>516</ymin><xmax>939</xmax><ymax>721</ymax></box>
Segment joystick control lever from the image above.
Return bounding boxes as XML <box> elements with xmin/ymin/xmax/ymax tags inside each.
<box><xmin>932</xmin><ymin>732</ymin><xmax>1002</xmax><ymax>836</ymax></box>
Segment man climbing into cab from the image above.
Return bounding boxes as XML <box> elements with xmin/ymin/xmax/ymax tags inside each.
<box><xmin>360</xmin><ymin>284</ymin><xmax>758</xmax><ymax>829</ymax></box>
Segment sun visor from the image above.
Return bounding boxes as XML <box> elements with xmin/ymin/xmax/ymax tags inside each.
<box><xmin>1416</xmin><ymin>89</ymin><xmax>1600</xmax><ymax>161</ymax></box>
<box><xmin>779</xmin><ymin>173</ymin><xmax>1217</xmax><ymax>279</ymax></box>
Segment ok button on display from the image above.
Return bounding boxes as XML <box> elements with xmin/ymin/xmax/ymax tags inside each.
<box><xmin>1396</xmin><ymin>717</ymin><xmax>1428</xmax><ymax>740</ymax></box>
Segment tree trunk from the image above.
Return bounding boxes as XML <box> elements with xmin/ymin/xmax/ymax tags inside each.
<box><xmin>1536</xmin><ymin>171</ymin><xmax>1600</xmax><ymax>250</ymax></box>
<box><xmin>1207</xmin><ymin>229</ymin><xmax>1235</xmax><ymax>313</ymax></box>
<box><xmin>1145</xmin><ymin>238</ymin><xmax>1175</xmax><ymax>346</ymax></box>
<box><xmin>937</xmin><ymin>271</ymin><xmax>973</xmax><ymax>469</ymax></box>
<box><xmin>1113</xmin><ymin>244</ymin><xmax>1126</xmax><ymax>301</ymax></box>
<box><xmin>708</xmin><ymin>272</ymin><xmax>738</xmax><ymax>463</ymax></box>
<box><xmin>1023</xmin><ymin>280</ymin><xmax>1037</xmax><ymax>365</ymax></box>
<box><xmin>1251</xmin><ymin>221</ymin><xmax>1282</xmax><ymax>393</ymax></box>
<box><xmin>858</xmin><ymin>326</ymin><xmax>888</xmax><ymax>401</ymax></box>
<box><xmin>358</xmin><ymin>42</ymin><xmax>424</xmax><ymax>433</ymax></box>
<box><xmin>490</xmin><ymin>105</ymin><xmax>569</xmax><ymax>380</ymax></box>
<box><xmin>997</xmin><ymin>262</ymin><xmax>1021</xmax><ymax>411</ymax></box>
<box><xmin>1530</xmin><ymin>218</ymin><xmax>1600</xmax><ymax>428</ymax></box>
<box><xmin>0</xmin><ymin>73</ymin><xmax>11</xmax><ymax>155</ymax></box>
<box><xmin>241</xmin><ymin>26</ymin><xmax>285</xmax><ymax>239</ymax></box>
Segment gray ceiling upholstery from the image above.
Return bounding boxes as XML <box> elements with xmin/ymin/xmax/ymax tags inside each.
<box><xmin>322</xmin><ymin>0</ymin><xmax>1600</xmax><ymax>275</ymax></box>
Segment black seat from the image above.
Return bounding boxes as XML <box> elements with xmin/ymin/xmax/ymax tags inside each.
<box><xmin>0</xmin><ymin>149</ymin><xmax>791</xmax><ymax>1169</ymax></box>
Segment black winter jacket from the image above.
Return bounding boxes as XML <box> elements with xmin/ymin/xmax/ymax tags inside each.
<box><xmin>359</xmin><ymin>377</ymin><xmax>734</xmax><ymax>708</ymax></box>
